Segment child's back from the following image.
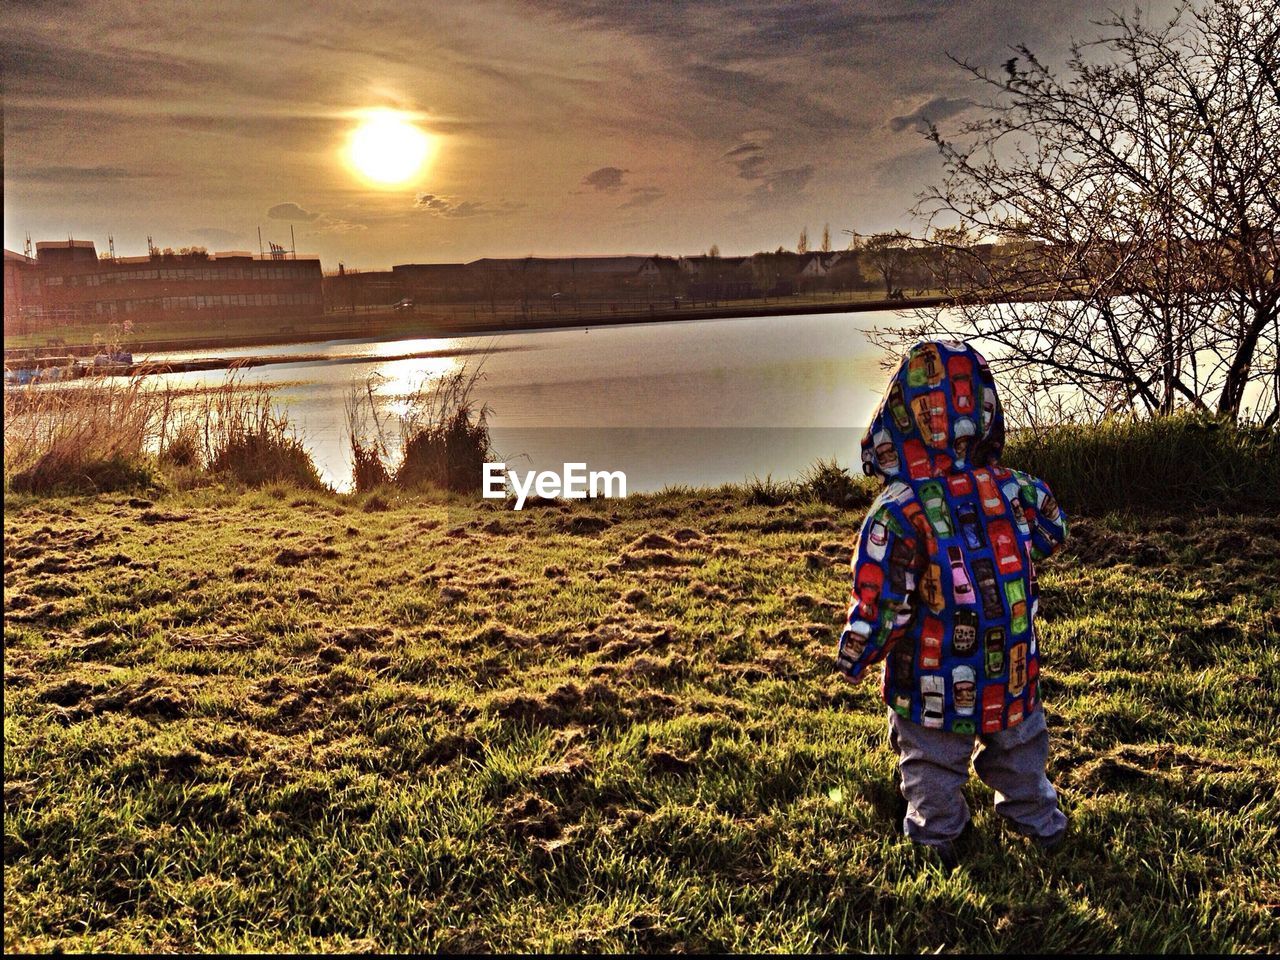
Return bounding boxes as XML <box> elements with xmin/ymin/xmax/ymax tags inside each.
<box><xmin>837</xmin><ymin>341</ymin><xmax>1069</xmax><ymax>863</ymax></box>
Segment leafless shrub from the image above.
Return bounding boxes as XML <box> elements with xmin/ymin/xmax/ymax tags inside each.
<box><xmin>883</xmin><ymin>0</ymin><xmax>1279</xmax><ymax>426</ymax></box>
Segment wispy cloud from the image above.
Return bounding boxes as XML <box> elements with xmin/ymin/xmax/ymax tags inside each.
<box><xmin>268</xmin><ymin>201</ymin><xmax>364</xmax><ymax>233</ymax></box>
<box><xmin>749</xmin><ymin>165</ymin><xmax>815</xmax><ymax>205</ymax></box>
<box><xmin>190</xmin><ymin>227</ymin><xmax>242</xmax><ymax>246</ymax></box>
<box><xmin>888</xmin><ymin>96</ymin><xmax>973</xmax><ymax>133</ymax></box>
<box><xmin>9</xmin><ymin>165</ymin><xmax>159</xmax><ymax>183</ymax></box>
<box><xmin>414</xmin><ymin>194</ymin><xmax>526</xmax><ymax>218</ymax></box>
<box><xmin>311</xmin><ymin>217</ymin><xmax>367</xmax><ymax>234</ymax></box>
<box><xmin>720</xmin><ymin>136</ymin><xmax>814</xmax><ymax>206</ymax></box>
<box><xmin>618</xmin><ymin>186</ymin><xmax>664</xmax><ymax>209</ymax></box>
<box><xmin>723</xmin><ymin>141</ymin><xmax>765</xmax><ymax>159</ymax></box>
<box><xmin>723</xmin><ymin>140</ymin><xmax>768</xmax><ymax>180</ymax></box>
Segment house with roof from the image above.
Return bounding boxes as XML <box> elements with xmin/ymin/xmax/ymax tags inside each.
<box><xmin>797</xmin><ymin>251</ymin><xmax>845</xmax><ymax>280</ymax></box>
<box><xmin>677</xmin><ymin>254</ymin><xmax>754</xmax><ymax>301</ymax></box>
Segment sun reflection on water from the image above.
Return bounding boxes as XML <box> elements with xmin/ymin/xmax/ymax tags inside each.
<box><xmin>368</xmin><ymin>352</ymin><xmax>464</xmax><ymax>419</ymax></box>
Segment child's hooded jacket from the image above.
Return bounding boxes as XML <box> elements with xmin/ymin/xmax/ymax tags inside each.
<box><xmin>836</xmin><ymin>340</ymin><xmax>1067</xmax><ymax>733</ymax></box>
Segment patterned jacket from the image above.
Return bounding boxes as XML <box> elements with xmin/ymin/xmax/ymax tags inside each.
<box><xmin>835</xmin><ymin>340</ymin><xmax>1067</xmax><ymax>733</ymax></box>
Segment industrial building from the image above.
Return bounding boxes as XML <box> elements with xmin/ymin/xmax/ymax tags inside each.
<box><xmin>3</xmin><ymin>239</ymin><xmax>324</xmax><ymax>335</ymax></box>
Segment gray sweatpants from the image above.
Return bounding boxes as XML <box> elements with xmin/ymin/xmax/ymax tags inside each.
<box><xmin>887</xmin><ymin>706</ymin><xmax>1067</xmax><ymax>846</ymax></box>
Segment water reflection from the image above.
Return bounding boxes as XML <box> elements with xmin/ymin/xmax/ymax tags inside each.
<box><xmin>130</xmin><ymin>311</ymin><xmax>897</xmax><ymax>491</ymax></box>
<box><xmin>365</xmin><ymin>336</ymin><xmax>460</xmax><ymax>359</ymax></box>
<box><xmin>364</xmin><ymin>354</ymin><xmax>464</xmax><ymax>420</ymax></box>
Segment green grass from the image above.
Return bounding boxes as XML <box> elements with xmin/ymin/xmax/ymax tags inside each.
<box><xmin>3</xmin><ymin>482</ymin><xmax>1278</xmax><ymax>951</ymax></box>
<box><xmin>1004</xmin><ymin>412</ymin><xmax>1280</xmax><ymax>516</ymax></box>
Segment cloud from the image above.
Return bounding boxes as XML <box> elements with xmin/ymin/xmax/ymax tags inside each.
<box><xmin>1</xmin><ymin>34</ymin><xmax>227</xmax><ymax>103</ymax></box>
<box><xmin>415</xmin><ymin>194</ymin><xmax>486</xmax><ymax>218</ymax></box>
<box><xmin>749</xmin><ymin>164</ymin><xmax>815</xmax><ymax>204</ymax></box>
<box><xmin>721</xmin><ymin>138</ymin><xmax>778</xmax><ymax>181</ymax></box>
<box><xmin>719</xmin><ymin>136</ymin><xmax>814</xmax><ymax>205</ymax></box>
<box><xmin>267</xmin><ymin>202</ymin><xmax>320</xmax><ymax>222</ymax></box>
<box><xmin>266</xmin><ymin>202</ymin><xmax>364</xmax><ymax>234</ymax></box>
<box><xmin>618</xmin><ymin>186</ymin><xmax>664</xmax><ymax>209</ymax></box>
<box><xmin>414</xmin><ymin>194</ymin><xmax>525</xmax><ymax>218</ymax></box>
<box><xmin>873</xmin><ymin>145</ymin><xmax>944</xmax><ymax>191</ymax></box>
<box><xmin>685</xmin><ymin>64</ymin><xmax>847</xmax><ymax>131</ymax></box>
<box><xmin>723</xmin><ymin>141</ymin><xmax>765</xmax><ymax>159</ymax></box>
<box><xmin>312</xmin><ymin>217</ymin><xmax>367</xmax><ymax>234</ymax></box>
<box><xmin>530</xmin><ymin>1</ymin><xmax>952</xmax><ymax>60</ymax></box>
<box><xmin>581</xmin><ymin>166</ymin><xmax>628</xmax><ymax>192</ymax></box>
<box><xmin>888</xmin><ymin>95</ymin><xmax>972</xmax><ymax>132</ymax></box>
<box><xmin>9</xmin><ymin>165</ymin><xmax>156</xmax><ymax>183</ymax></box>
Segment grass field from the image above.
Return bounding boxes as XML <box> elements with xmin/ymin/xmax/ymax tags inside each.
<box><xmin>3</xmin><ymin>483</ymin><xmax>1278</xmax><ymax>951</ymax></box>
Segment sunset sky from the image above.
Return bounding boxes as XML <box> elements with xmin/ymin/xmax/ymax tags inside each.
<box><xmin>3</xmin><ymin>0</ymin><xmax>1168</xmax><ymax>270</ymax></box>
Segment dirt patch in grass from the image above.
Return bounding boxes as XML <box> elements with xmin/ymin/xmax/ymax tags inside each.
<box><xmin>274</xmin><ymin>545</ymin><xmax>340</xmax><ymax>566</ymax></box>
<box><xmin>139</xmin><ymin>510</ymin><xmax>191</xmax><ymax>524</ymax></box>
<box><xmin>464</xmin><ymin>621</ymin><xmax>535</xmax><ymax>650</ymax></box>
<box><xmin>560</xmin><ymin>514</ymin><xmax>614</xmax><ymax>535</ymax></box>
<box><xmin>94</xmin><ymin>677</ymin><xmax>193</xmax><ymax>719</ymax></box>
<box><xmin>615</xmin><ymin>549</ymin><xmax>698</xmax><ymax>570</ymax></box>
<box><xmin>627</xmin><ymin>532</ymin><xmax>682</xmax><ymax>551</ymax></box>
<box><xmin>503</xmin><ymin>794</ymin><xmax>565</xmax><ymax>841</ymax></box>
<box><xmin>329</xmin><ymin>624</ymin><xmax>393</xmax><ymax>650</ymax></box>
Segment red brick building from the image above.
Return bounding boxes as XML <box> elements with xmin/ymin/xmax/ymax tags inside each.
<box><xmin>3</xmin><ymin>240</ymin><xmax>324</xmax><ymax>335</ymax></box>
<box><xmin>3</xmin><ymin>249</ymin><xmax>41</xmax><ymax>335</ymax></box>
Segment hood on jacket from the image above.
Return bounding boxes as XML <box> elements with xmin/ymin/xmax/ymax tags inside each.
<box><xmin>860</xmin><ymin>340</ymin><xmax>1005</xmax><ymax>481</ymax></box>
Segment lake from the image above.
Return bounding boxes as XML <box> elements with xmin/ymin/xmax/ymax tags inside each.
<box><xmin>138</xmin><ymin>310</ymin><xmax>905</xmax><ymax>492</ymax></box>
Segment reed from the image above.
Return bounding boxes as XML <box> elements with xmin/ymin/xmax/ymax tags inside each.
<box><xmin>1</xmin><ymin>369</ymin><xmax>327</xmax><ymax>494</ymax></box>
<box><xmin>742</xmin><ymin>473</ymin><xmax>795</xmax><ymax>506</ymax></box>
<box><xmin>346</xmin><ymin>362</ymin><xmax>494</xmax><ymax>495</ymax></box>
<box><xmin>345</xmin><ymin>377</ymin><xmax>393</xmax><ymax>492</ymax></box>
<box><xmin>3</xmin><ymin>377</ymin><xmax>164</xmax><ymax>494</ymax></box>
<box><xmin>194</xmin><ymin>376</ymin><xmax>323</xmax><ymax>489</ymax></box>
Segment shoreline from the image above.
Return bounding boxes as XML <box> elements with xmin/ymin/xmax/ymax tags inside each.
<box><xmin>2</xmin><ymin>343</ymin><xmax>530</xmax><ymax>384</ymax></box>
<box><xmin>4</xmin><ymin>293</ymin><xmax>954</xmax><ymax>362</ymax></box>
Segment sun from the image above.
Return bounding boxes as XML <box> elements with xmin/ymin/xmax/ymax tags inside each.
<box><xmin>346</xmin><ymin>110</ymin><xmax>433</xmax><ymax>187</ymax></box>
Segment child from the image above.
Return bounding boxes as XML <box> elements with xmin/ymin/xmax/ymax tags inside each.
<box><xmin>836</xmin><ymin>340</ymin><xmax>1068</xmax><ymax>869</ymax></box>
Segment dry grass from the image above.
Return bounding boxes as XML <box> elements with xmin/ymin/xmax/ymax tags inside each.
<box><xmin>3</xmin><ymin>373</ymin><xmax>322</xmax><ymax>494</ymax></box>
<box><xmin>193</xmin><ymin>377</ymin><xmax>322</xmax><ymax>489</ymax></box>
<box><xmin>345</xmin><ymin>378</ymin><xmax>393</xmax><ymax>492</ymax></box>
<box><xmin>2</xmin><ymin>378</ymin><xmax>166</xmax><ymax>494</ymax></box>
<box><xmin>346</xmin><ymin>363</ymin><xmax>494</xmax><ymax>494</ymax></box>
